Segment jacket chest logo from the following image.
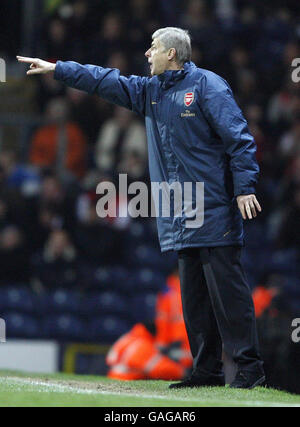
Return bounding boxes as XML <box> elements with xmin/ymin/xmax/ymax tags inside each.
<box><xmin>184</xmin><ymin>92</ymin><xmax>194</xmax><ymax>107</ymax></box>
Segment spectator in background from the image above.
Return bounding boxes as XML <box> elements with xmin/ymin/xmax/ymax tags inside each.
<box><xmin>180</xmin><ymin>0</ymin><xmax>212</xmax><ymax>32</ymax></box>
<box><xmin>87</xmin><ymin>13</ymin><xmax>125</xmax><ymax>65</ymax></box>
<box><xmin>0</xmin><ymin>180</ymin><xmax>34</xmax><ymax>238</ymax></box>
<box><xmin>0</xmin><ymin>198</ymin><xmax>9</xmax><ymax>231</ymax></box>
<box><xmin>244</xmin><ymin>103</ymin><xmax>265</xmax><ymax>128</ymax></box>
<box><xmin>117</xmin><ymin>150</ymin><xmax>149</xmax><ymax>183</ymax></box>
<box><xmin>190</xmin><ymin>45</ymin><xmax>203</xmax><ymax>68</ymax></box>
<box><xmin>159</xmin><ymin>0</ymin><xmax>183</xmax><ymax>26</ymax></box>
<box><xmin>267</xmin><ymin>77</ymin><xmax>300</xmax><ymax>128</ymax></box>
<box><xmin>224</xmin><ymin>46</ymin><xmax>252</xmax><ymax>94</ymax></box>
<box><xmin>222</xmin><ymin>45</ymin><xmax>263</xmax><ymax>107</ymax></box>
<box><xmin>68</xmin><ymin>0</ymin><xmax>92</xmax><ymax>37</ymax></box>
<box><xmin>30</xmin><ymin>97</ymin><xmax>87</xmax><ymax>181</ymax></box>
<box><xmin>0</xmin><ymin>226</ymin><xmax>30</xmax><ymax>285</ymax></box>
<box><xmin>129</xmin><ymin>0</ymin><xmax>159</xmax><ymax>31</ymax></box>
<box><xmin>96</xmin><ymin>106</ymin><xmax>147</xmax><ymax>176</ymax></box>
<box><xmin>106</xmin><ymin>51</ymin><xmax>129</xmax><ymax>75</ymax></box>
<box><xmin>265</xmin><ymin>154</ymin><xmax>300</xmax><ymax>242</ymax></box>
<box><xmin>180</xmin><ymin>0</ymin><xmax>226</xmax><ymax>68</ymax></box>
<box><xmin>66</xmin><ymin>87</ymin><xmax>102</xmax><ymax>147</ymax></box>
<box><xmin>0</xmin><ymin>149</ymin><xmax>40</xmax><ymax>197</ymax></box>
<box><xmin>127</xmin><ymin>0</ymin><xmax>162</xmax><ymax>72</ymax></box>
<box><xmin>244</xmin><ymin>103</ymin><xmax>271</xmax><ymax>166</ymax></box>
<box><xmin>28</xmin><ymin>173</ymin><xmax>77</xmax><ymax>252</ymax></box>
<box><xmin>230</xmin><ymin>6</ymin><xmax>260</xmax><ymax>51</ymax></box>
<box><xmin>74</xmin><ymin>198</ymin><xmax>122</xmax><ymax>266</ymax></box>
<box><xmin>31</xmin><ymin>229</ymin><xmax>80</xmax><ymax>290</ymax></box>
<box><xmin>38</xmin><ymin>173</ymin><xmax>72</xmax><ymax>221</ymax></box>
<box><xmin>276</xmin><ymin>185</ymin><xmax>300</xmax><ymax>250</ymax></box>
<box><xmin>43</xmin><ymin>18</ymin><xmax>70</xmax><ymax>62</ymax></box>
<box><xmin>35</xmin><ymin>72</ymin><xmax>66</xmax><ymax>113</ymax></box>
<box><xmin>252</xmin><ymin>7</ymin><xmax>294</xmax><ymax>75</ymax></box>
<box><xmin>235</xmin><ymin>69</ymin><xmax>260</xmax><ymax>108</ymax></box>
<box><xmin>32</xmin><ymin>204</ymin><xmax>63</xmax><ymax>252</ymax></box>
<box><xmin>64</xmin><ymin>0</ymin><xmax>94</xmax><ymax>63</ymax></box>
<box><xmin>278</xmin><ymin>117</ymin><xmax>300</xmax><ymax>159</ymax></box>
<box><xmin>277</xmin><ymin>153</ymin><xmax>300</xmax><ymax>207</ymax></box>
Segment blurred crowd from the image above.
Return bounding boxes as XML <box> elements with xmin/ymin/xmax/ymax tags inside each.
<box><xmin>0</xmin><ymin>0</ymin><xmax>300</xmax><ymax>392</ymax></box>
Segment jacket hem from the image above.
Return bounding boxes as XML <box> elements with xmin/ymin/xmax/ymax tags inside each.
<box><xmin>161</xmin><ymin>239</ymin><xmax>244</xmax><ymax>253</ymax></box>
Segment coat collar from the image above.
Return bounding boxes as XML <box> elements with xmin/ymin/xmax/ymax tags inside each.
<box><xmin>157</xmin><ymin>61</ymin><xmax>196</xmax><ymax>89</ymax></box>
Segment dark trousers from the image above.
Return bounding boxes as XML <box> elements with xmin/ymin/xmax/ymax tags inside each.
<box><xmin>178</xmin><ymin>246</ymin><xmax>263</xmax><ymax>379</ymax></box>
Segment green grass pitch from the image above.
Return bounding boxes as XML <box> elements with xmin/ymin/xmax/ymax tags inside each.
<box><xmin>0</xmin><ymin>371</ymin><xmax>299</xmax><ymax>407</ymax></box>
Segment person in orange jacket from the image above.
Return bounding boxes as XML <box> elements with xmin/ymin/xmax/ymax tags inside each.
<box><xmin>155</xmin><ymin>274</ymin><xmax>192</xmax><ymax>370</ymax></box>
<box><xmin>30</xmin><ymin>98</ymin><xmax>87</xmax><ymax>180</ymax></box>
<box><xmin>106</xmin><ymin>273</ymin><xmax>193</xmax><ymax>380</ymax></box>
<box><xmin>252</xmin><ymin>285</ymin><xmax>279</xmax><ymax>318</ymax></box>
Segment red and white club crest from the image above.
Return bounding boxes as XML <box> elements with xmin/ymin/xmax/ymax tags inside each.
<box><xmin>184</xmin><ymin>92</ymin><xmax>194</xmax><ymax>107</ymax></box>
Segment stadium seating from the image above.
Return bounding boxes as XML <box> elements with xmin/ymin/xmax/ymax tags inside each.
<box><xmin>0</xmin><ymin>274</ymin><xmax>161</xmax><ymax>342</ymax></box>
<box><xmin>0</xmin><ymin>287</ymin><xmax>37</xmax><ymax>314</ymax></box>
<box><xmin>81</xmin><ymin>291</ymin><xmax>130</xmax><ymax>317</ymax></box>
<box><xmin>130</xmin><ymin>293</ymin><xmax>157</xmax><ymax>323</ymax></box>
<box><xmin>128</xmin><ymin>268</ymin><xmax>166</xmax><ymax>293</ymax></box>
<box><xmin>42</xmin><ymin>314</ymin><xmax>87</xmax><ymax>341</ymax></box>
<box><xmin>40</xmin><ymin>289</ymin><xmax>82</xmax><ymax>315</ymax></box>
<box><xmin>88</xmin><ymin>315</ymin><xmax>132</xmax><ymax>343</ymax></box>
<box><xmin>3</xmin><ymin>312</ymin><xmax>40</xmax><ymax>338</ymax></box>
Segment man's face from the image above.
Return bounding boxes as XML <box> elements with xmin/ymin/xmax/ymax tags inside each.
<box><xmin>145</xmin><ymin>38</ymin><xmax>169</xmax><ymax>76</ymax></box>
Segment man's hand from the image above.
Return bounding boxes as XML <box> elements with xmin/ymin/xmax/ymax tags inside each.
<box><xmin>16</xmin><ymin>56</ymin><xmax>56</xmax><ymax>75</ymax></box>
<box><xmin>237</xmin><ymin>194</ymin><xmax>262</xmax><ymax>220</ymax></box>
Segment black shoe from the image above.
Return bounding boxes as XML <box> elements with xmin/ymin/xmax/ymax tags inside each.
<box><xmin>169</xmin><ymin>375</ymin><xmax>225</xmax><ymax>389</ymax></box>
<box><xmin>230</xmin><ymin>369</ymin><xmax>266</xmax><ymax>389</ymax></box>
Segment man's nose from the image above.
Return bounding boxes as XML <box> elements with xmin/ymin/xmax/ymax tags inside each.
<box><xmin>145</xmin><ymin>49</ymin><xmax>150</xmax><ymax>58</ymax></box>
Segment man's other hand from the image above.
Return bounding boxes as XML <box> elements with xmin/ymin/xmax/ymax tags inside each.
<box><xmin>16</xmin><ymin>56</ymin><xmax>56</xmax><ymax>75</ymax></box>
<box><xmin>237</xmin><ymin>194</ymin><xmax>262</xmax><ymax>220</ymax></box>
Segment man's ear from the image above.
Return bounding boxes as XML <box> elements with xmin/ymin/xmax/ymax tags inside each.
<box><xmin>168</xmin><ymin>48</ymin><xmax>176</xmax><ymax>61</ymax></box>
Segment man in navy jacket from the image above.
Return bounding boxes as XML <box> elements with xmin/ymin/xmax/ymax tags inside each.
<box><xmin>17</xmin><ymin>27</ymin><xmax>265</xmax><ymax>389</ymax></box>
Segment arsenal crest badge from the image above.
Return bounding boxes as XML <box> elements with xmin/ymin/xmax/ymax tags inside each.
<box><xmin>184</xmin><ymin>92</ymin><xmax>194</xmax><ymax>107</ymax></box>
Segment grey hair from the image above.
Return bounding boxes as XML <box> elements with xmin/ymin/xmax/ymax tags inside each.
<box><xmin>152</xmin><ymin>27</ymin><xmax>192</xmax><ymax>66</ymax></box>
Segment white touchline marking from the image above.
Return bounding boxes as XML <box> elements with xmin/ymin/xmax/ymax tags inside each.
<box><xmin>1</xmin><ymin>377</ymin><xmax>300</xmax><ymax>407</ymax></box>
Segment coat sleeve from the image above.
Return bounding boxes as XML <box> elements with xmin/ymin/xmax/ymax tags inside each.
<box><xmin>54</xmin><ymin>61</ymin><xmax>147</xmax><ymax>117</ymax></box>
<box><xmin>198</xmin><ymin>73</ymin><xmax>259</xmax><ymax>197</ymax></box>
